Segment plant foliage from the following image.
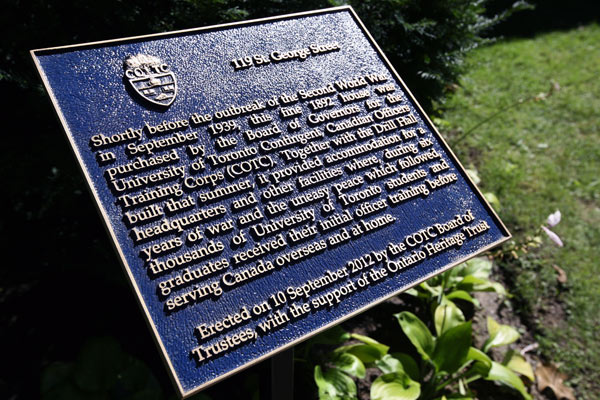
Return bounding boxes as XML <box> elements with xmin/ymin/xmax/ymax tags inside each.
<box><xmin>312</xmin><ymin>258</ymin><xmax>534</xmax><ymax>399</ymax></box>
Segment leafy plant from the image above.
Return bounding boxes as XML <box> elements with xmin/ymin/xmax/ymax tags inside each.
<box><xmin>314</xmin><ymin>311</ymin><xmax>533</xmax><ymax>399</ymax></box>
<box><xmin>313</xmin><ymin>257</ymin><xmax>535</xmax><ymax>399</ymax></box>
<box><xmin>405</xmin><ymin>257</ymin><xmax>506</xmax><ymax>310</ymax></box>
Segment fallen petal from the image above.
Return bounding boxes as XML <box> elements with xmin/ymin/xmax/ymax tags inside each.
<box><xmin>547</xmin><ymin>210</ymin><xmax>561</xmax><ymax>227</ymax></box>
<box><xmin>542</xmin><ymin>226</ymin><xmax>563</xmax><ymax>247</ymax></box>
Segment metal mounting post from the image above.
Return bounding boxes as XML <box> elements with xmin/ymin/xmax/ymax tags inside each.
<box><xmin>271</xmin><ymin>347</ymin><xmax>294</xmax><ymax>400</ymax></box>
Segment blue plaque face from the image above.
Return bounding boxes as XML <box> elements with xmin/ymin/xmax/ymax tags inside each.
<box><xmin>32</xmin><ymin>7</ymin><xmax>509</xmax><ymax>398</ymax></box>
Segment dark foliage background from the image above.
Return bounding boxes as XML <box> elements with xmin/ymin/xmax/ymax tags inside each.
<box><xmin>0</xmin><ymin>1</ymin><xmax>596</xmax><ymax>398</ymax></box>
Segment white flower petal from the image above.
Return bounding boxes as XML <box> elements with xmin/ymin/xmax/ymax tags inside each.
<box><xmin>547</xmin><ymin>210</ymin><xmax>561</xmax><ymax>227</ymax></box>
<box><xmin>542</xmin><ymin>226</ymin><xmax>564</xmax><ymax>247</ymax></box>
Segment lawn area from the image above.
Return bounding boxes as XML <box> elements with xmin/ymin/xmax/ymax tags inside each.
<box><xmin>439</xmin><ymin>24</ymin><xmax>600</xmax><ymax>398</ymax></box>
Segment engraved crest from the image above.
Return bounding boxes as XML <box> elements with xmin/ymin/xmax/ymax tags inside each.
<box><xmin>124</xmin><ymin>54</ymin><xmax>176</xmax><ymax>107</ymax></box>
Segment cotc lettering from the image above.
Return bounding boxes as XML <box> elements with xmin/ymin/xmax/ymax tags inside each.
<box><xmin>125</xmin><ymin>63</ymin><xmax>169</xmax><ymax>78</ymax></box>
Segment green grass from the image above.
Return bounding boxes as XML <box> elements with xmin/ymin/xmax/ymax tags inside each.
<box><xmin>438</xmin><ymin>24</ymin><xmax>600</xmax><ymax>398</ymax></box>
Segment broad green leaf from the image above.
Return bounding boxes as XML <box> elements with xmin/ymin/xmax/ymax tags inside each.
<box><xmin>426</xmin><ymin>273</ymin><xmax>444</xmax><ymax>287</ymax></box>
<box><xmin>461</xmin><ymin>257</ymin><xmax>493</xmax><ymax>279</ymax></box>
<box><xmin>433</xmin><ymin>321</ymin><xmax>472</xmax><ymax>374</ymax></box>
<box><xmin>465</xmin><ymin>168</ymin><xmax>481</xmax><ymax>184</ymax></box>
<box><xmin>312</xmin><ymin>326</ymin><xmax>351</xmax><ymax>345</ymax></box>
<box><xmin>457</xmin><ymin>276</ymin><xmax>506</xmax><ymax>295</ymax></box>
<box><xmin>395</xmin><ymin>312</ymin><xmax>435</xmax><ymax>361</ymax></box>
<box><xmin>332</xmin><ymin>352</ymin><xmax>366</xmax><ymax>379</ymax></box>
<box><xmin>350</xmin><ymin>333</ymin><xmax>390</xmax><ymax>357</ymax></box>
<box><xmin>464</xmin><ymin>347</ymin><xmax>492</xmax><ymax>381</ymax></box>
<box><xmin>444</xmin><ymin>265</ymin><xmax>465</xmax><ymax>286</ymax></box>
<box><xmin>455</xmin><ymin>275</ymin><xmax>488</xmax><ymax>291</ymax></box>
<box><xmin>469</xmin><ymin>360</ymin><xmax>492</xmax><ymax>379</ymax></box>
<box><xmin>486</xmin><ymin>361</ymin><xmax>532</xmax><ymax>400</ymax></box>
<box><xmin>489</xmin><ymin>281</ymin><xmax>508</xmax><ymax>296</ymax></box>
<box><xmin>466</xmin><ymin>347</ymin><xmax>492</xmax><ymax>370</ymax></box>
<box><xmin>371</xmin><ymin>372</ymin><xmax>420</xmax><ymax>400</ymax></box>
<box><xmin>392</xmin><ymin>353</ymin><xmax>420</xmax><ymax>381</ymax></box>
<box><xmin>375</xmin><ymin>354</ymin><xmax>405</xmax><ymax>375</ymax></box>
<box><xmin>484</xmin><ymin>192</ymin><xmax>501</xmax><ymax>211</ymax></box>
<box><xmin>404</xmin><ymin>288</ymin><xmax>419</xmax><ymax>296</ymax></box>
<box><xmin>314</xmin><ymin>365</ymin><xmax>357</xmax><ymax>400</ymax></box>
<box><xmin>435</xmin><ymin>394</ymin><xmax>474</xmax><ymax>399</ymax></box>
<box><xmin>484</xmin><ymin>317</ymin><xmax>520</xmax><ymax>352</ymax></box>
<box><xmin>375</xmin><ymin>353</ymin><xmax>420</xmax><ymax>381</ymax></box>
<box><xmin>334</xmin><ymin>344</ymin><xmax>383</xmax><ymax>364</ymax></box>
<box><xmin>434</xmin><ymin>302</ymin><xmax>465</xmax><ymax>336</ymax></box>
<box><xmin>503</xmin><ymin>350</ymin><xmax>534</xmax><ymax>381</ymax></box>
<box><xmin>419</xmin><ymin>281</ymin><xmax>442</xmax><ymax>296</ymax></box>
<box><xmin>446</xmin><ymin>290</ymin><xmax>480</xmax><ymax>307</ymax></box>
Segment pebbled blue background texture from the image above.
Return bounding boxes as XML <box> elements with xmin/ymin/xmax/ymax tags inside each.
<box><xmin>33</xmin><ymin>8</ymin><xmax>509</xmax><ymax>397</ymax></box>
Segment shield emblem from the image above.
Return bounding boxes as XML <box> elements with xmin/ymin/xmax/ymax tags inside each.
<box><xmin>124</xmin><ymin>54</ymin><xmax>177</xmax><ymax>107</ymax></box>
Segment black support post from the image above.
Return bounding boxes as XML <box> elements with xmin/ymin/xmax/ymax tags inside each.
<box><xmin>271</xmin><ymin>348</ymin><xmax>294</xmax><ymax>400</ymax></box>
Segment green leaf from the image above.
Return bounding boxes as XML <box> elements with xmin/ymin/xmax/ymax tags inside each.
<box><xmin>485</xmin><ymin>361</ymin><xmax>532</xmax><ymax>400</ymax></box>
<box><xmin>466</xmin><ymin>347</ymin><xmax>492</xmax><ymax>370</ymax></box>
<box><xmin>464</xmin><ymin>347</ymin><xmax>492</xmax><ymax>381</ymax></box>
<box><xmin>433</xmin><ymin>322</ymin><xmax>472</xmax><ymax>374</ymax></box>
<box><xmin>392</xmin><ymin>353</ymin><xmax>420</xmax><ymax>381</ymax></box>
<box><xmin>469</xmin><ymin>361</ymin><xmax>492</xmax><ymax>380</ymax></box>
<box><xmin>484</xmin><ymin>192</ymin><xmax>501</xmax><ymax>211</ymax></box>
<box><xmin>375</xmin><ymin>354</ymin><xmax>404</xmax><ymax>375</ymax></box>
<box><xmin>314</xmin><ymin>365</ymin><xmax>357</xmax><ymax>400</ymax></box>
<box><xmin>371</xmin><ymin>372</ymin><xmax>421</xmax><ymax>400</ymax></box>
<box><xmin>456</xmin><ymin>275</ymin><xmax>488</xmax><ymax>291</ymax></box>
<box><xmin>484</xmin><ymin>317</ymin><xmax>520</xmax><ymax>352</ymax></box>
<box><xmin>312</xmin><ymin>326</ymin><xmax>351</xmax><ymax>345</ymax></box>
<box><xmin>350</xmin><ymin>333</ymin><xmax>390</xmax><ymax>357</ymax></box>
<box><xmin>419</xmin><ymin>281</ymin><xmax>442</xmax><ymax>297</ymax></box>
<box><xmin>332</xmin><ymin>352</ymin><xmax>366</xmax><ymax>379</ymax></box>
<box><xmin>375</xmin><ymin>353</ymin><xmax>420</xmax><ymax>381</ymax></box>
<box><xmin>434</xmin><ymin>302</ymin><xmax>466</xmax><ymax>336</ymax></box>
<box><xmin>334</xmin><ymin>344</ymin><xmax>383</xmax><ymax>364</ymax></box>
<box><xmin>457</xmin><ymin>276</ymin><xmax>506</xmax><ymax>295</ymax></box>
<box><xmin>446</xmin><ymin>290</ymin><xmax>480</xmax><ymax>307</ymax></box>
<box><xmin>465</xmin><ymin>168</ymin><xmax>481</xmax><ymax>184</ymax></box>
<box><xmin>503</xmin><ymin>350</ymin><xmax>535</xmax><ymax>381</ymax></box>
<box><xmin>395</xmin><ymin>312</ymin><xmax>435</xmax><ymax>361</ymax></box>
<box><xmin>459</xmin><ymin>257</ymin><xmax>492</xmax><ymax>280</ymax></box>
